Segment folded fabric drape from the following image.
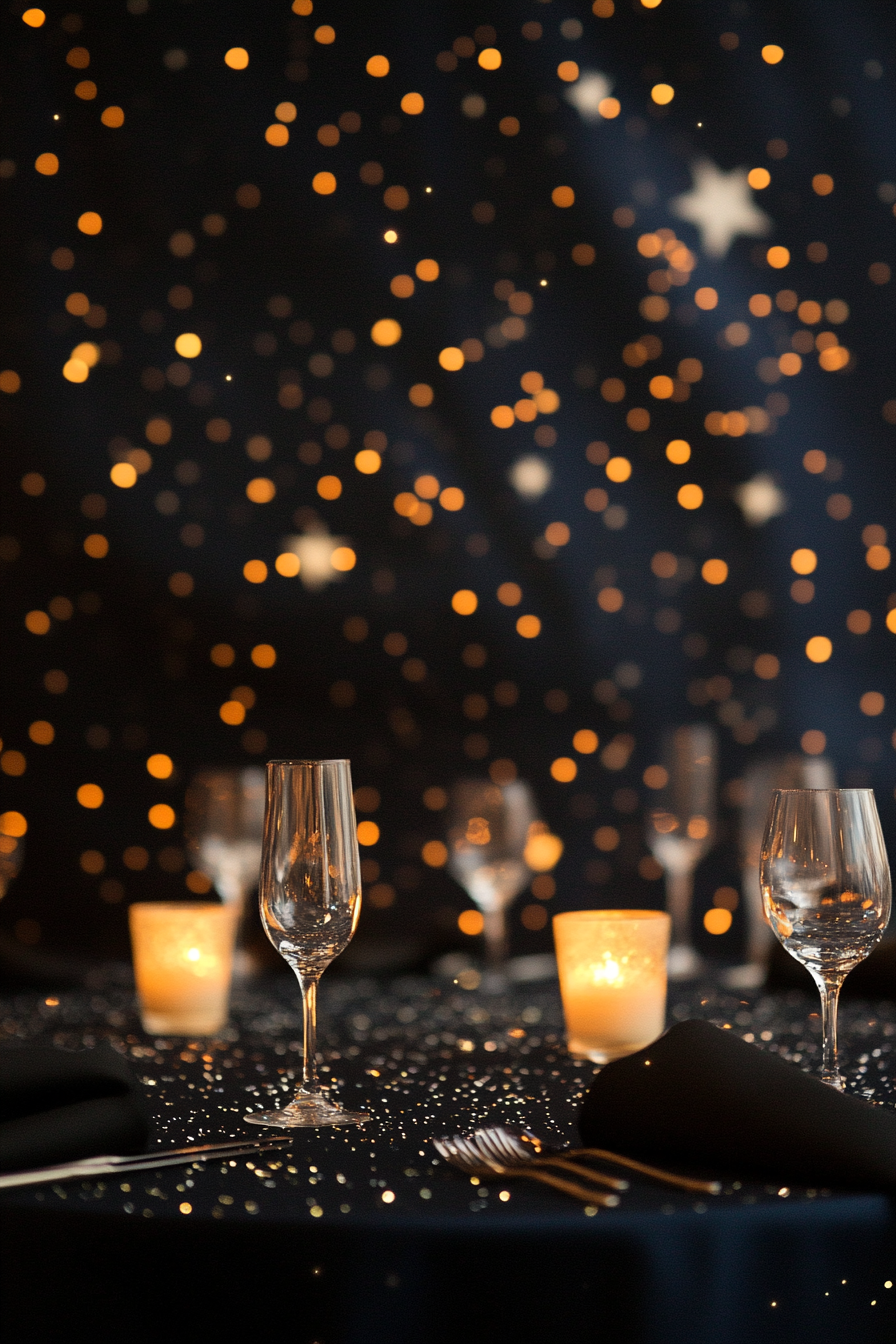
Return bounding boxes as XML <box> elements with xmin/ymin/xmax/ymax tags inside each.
<box><xmin>0</xmin><ymin>1044</ymin><xmax>150</xmax><ymax>1172</ymax></box>
<box><xmin>580</xmin><ymin>1019</ymin><xmax>896</xmax><ymax>1189</ymax></box>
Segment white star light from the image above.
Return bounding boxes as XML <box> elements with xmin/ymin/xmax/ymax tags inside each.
<box><xmin>671</xmin><ymin>159</ymin><xmax>772</xmax><ymax>259</ymax></box>
<box><xmin>508</xmin><ymin>455</ymin><xmax>552</xmax><ymax>499</ymax></box>
<box><xmin>732</xmin><ymin>473</ymin><xmax>788</xmax><ymax>526</ymax></box>
<box><xmin>284</xmin><ymin>526</ymin><xmax>349</xmax><ymax>590</ymax></box>
<box><xmin>565</xmin><ymin>71</ymin><xmax>614</xmax><ymax>122</ymax></box>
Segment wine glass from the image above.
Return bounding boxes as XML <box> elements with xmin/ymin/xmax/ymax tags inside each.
<box><xmin>446</xmin><ymin>778</ymin><xmax>537</xmax><ymax>976</ymax></box>
<box><xmin>760</xmin><ymin>789</ymin><xmax>891</xmax><ymax>1089</ymax></box>
<box><xmin>0</xmin><ymin>826</ymin><xmax>24</xmax><ymax>899</ymax></box>
<box><xmin>724</xmin><ymin>753</ymin><xmax>835</xmax><ymax>988</ymax></box>
<box><xmin>245</xmin><ymin>760</ymin><xmax>368</xmax><ymax>1127</ymax></box>
<box><xmin>645</xmin><ymin>725</ymin><xmax>717</xmax><ymax>980</ymax></box>
<box><xmin>185</xmin><ymin>768</ymin><xmax>265</xmax><ymax>907</ymax></box>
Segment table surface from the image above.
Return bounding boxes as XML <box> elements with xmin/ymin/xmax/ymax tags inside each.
<box><xmin>0</xmin><ymin>968</ymin><xmax>893</xmax><ymax>1222</ymax></box>
<box><xmin>1</xmin><ymin>970</ymin><xmax>894</xmax><ymax>1344</ymax></box>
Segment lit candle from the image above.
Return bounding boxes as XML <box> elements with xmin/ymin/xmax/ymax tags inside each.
<box><xmin>553</xmin><ymin>910</ymin><xmax>671</xmax><ymax>1063</ymax></box>
<box><xmin>129</xmin><ymin>902</ymin><xmax>238</xmax><ymax>1035</ymax></box>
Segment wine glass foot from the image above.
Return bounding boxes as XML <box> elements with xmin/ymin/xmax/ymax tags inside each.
<box><xmin>245</xmin><ymin>1091</ymin><xmax>368</xmax><ymax>1123</ymax></box>
<box><xmin>245</xmin><ymin>1098</ymin><xmax>369</xmax><ymax>1128</ymax></box>
<box><xmin>667</xmin><ymin>944</ymin><xmax>704</xmax><ymax>981</ymax></box>
<box><xmin>818</xmin><ymin>1068</ymin><xmax>843</xmax><ymax>1091</ymax></box>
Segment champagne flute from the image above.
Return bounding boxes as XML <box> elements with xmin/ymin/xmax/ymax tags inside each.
<box><xmin>245</xmin><ymin>760</ymin><xmax>368</xmax><ymax>1127</ymax></box>
<box><xmin>446</xmin><ymin>778</ymin><xmax>537</xmax><ymax>977</ymax></box>
<box><xmin>760</xmin><ymin>789</ymin><xmax>891</xmax><ymax>1089</ymax></box>
<box><xmin>645</xmin><ymin>725</ymin><xmax>717</xmax><ymax>980</ymax></box>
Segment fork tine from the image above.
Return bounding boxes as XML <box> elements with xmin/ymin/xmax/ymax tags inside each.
<box><xmin>432</xmin><ymin>1136</ymin><xmax>618</xmax><ymax>1206</ymax></box>
<box><xmin>471</xmin><ymin>1126</ymin><xmax>628</xmax><ymax>1192</ymax></box>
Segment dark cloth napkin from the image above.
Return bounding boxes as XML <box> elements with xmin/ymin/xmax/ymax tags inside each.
<box><xmin>0</xmin><ymin>1044</ymin><xmax>151</xmax><ymax>1172</ymax></box>
<box><xmin>579</xmin><ymin>1019</ymin><xmax>896</xmax><ymax>1189</ymax></box>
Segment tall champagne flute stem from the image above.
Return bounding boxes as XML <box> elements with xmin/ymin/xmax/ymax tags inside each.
<box><xmin>815</xmin><ymin>973</ymin><xmax>844</xmax><ymax>1089</ymax></box>
<box><xmin>665</xmin><ymin>870</ymin><xmax>694</xmax><ymax>949</ymax></box>
<box><xmin>483</xmin><ymin>910</ymin><xmax>508</xmax><ymax>969</ymax></box>
<box><xmin>299</xmin><ymin>973</ymin><xmax>321</xmax><ymax>1093</ymax></box>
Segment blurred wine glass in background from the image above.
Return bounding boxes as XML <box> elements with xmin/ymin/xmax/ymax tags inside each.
<box><xmin>724</xmin><ymin>753</ymin><xmax>835</xmax><ymax>988</ymax></box>
<box><xmin>645</xmin><ymin>725</ymin><xmax>717</xmax><ymax>980</ymax></box>
<box><xmin>185</xmin><ymin>769</ymin><xmax>265</xmax><ymax>972</ymax></box>
<box><xmin>0</xmin><ymin>819</ymin><xmax>25</xmax><ymax>900</ymax></box>
<box><xmin>447</xmin><ymin>779</ymin><xmax>538</xmax><ymax>982</ymax></box>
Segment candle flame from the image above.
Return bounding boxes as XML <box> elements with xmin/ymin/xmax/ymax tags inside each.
<box><xmin>592</xmin><ymin>955</ymin><xmax>620</xmax><ymax>984</ymax></box>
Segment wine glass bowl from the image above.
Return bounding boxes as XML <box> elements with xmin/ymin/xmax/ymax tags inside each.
<box><xmin>185</xmin><ymin>768</ymin><xmax>265</xmax><ymax>907</ymax></box>
<box><xmin>645</xmin><ymin>725</ymin><xmax>717</xmax><ymax>979</ymax></box>
<box><xmin>245</xmin><ymin>759</ymin><xmax>368</xmax><ymax>1128</ymax></box>
<box><xmin>725</xmin><ymin>753</ymin><xmax>836</xmax><ymax>989</ymax></box>
<box><xmin>760</xmin><ymin>788</ymin><xmax>891</xmax><ymax>1088</ymax></box>
<box><xmin>446</xmin><ymin>779</ymin><xmax>537</xmax><ymax>973</ymax></box>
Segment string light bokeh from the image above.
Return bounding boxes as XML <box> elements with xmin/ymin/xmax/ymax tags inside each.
<box><xmin>0</xmin><ymin>0</ymin><xmax>892</xmax><ymax>966</ymax></box>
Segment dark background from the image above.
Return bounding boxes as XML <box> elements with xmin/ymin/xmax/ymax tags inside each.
<box><xmin>0</xmin><ymin>0</ymin><xmax>893</xmax><ymax>970</ymax></box>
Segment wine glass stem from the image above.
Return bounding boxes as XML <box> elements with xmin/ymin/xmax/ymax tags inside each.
<box><xmin>818</xmin><ymin>974</ymin><xmax>844</xmax><ymax>1089</ymax></box>
<box><xmin>298</xmin><ymin>971</ymin><xmax>322</xmax><ymax>1092</ymax></box>
<box><xmin>666</xmin><ymin>870</ymin><xmax>695</xmax><ymax>949</ymax></box>
<box><xmin>483</xmin><ymin>909</ymin><xmax>508</xmax><ymax>969</ymax></box>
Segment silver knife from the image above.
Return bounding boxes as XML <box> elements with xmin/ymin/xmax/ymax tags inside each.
<box><xmin>0</xmin><ymin>1135</ymin><xmax>293</xmax><ymax>1190</ymax></box>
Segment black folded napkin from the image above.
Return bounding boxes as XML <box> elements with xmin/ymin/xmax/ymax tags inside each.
<box><xmin>0</xmin><ymin>1044</ymin><xmax>151</xmax><ymax>1173</ymax></box>
<box><xmin>579</xmin><ymin>1019</ymin><xmax>896</xmax><ymax>1189</ymax></box>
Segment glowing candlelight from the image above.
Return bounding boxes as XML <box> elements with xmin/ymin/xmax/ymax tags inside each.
<box><xmin>553</xmin><ymin>910</ymin><xmax>670</xmax><ymax>1063</ymax></box>
<box><xmin>129</xmin><ymin>902</ymin><xmax>238</xmax><ymax>1035</ymax></box>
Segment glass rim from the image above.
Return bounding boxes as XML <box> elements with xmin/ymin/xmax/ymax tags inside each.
<box><xmin>266</xmin><ymin>758</ymin><xmax>350</xmax><ymax>767</ymax></box>
<box><xmin>128</xmin><ymin>901</ymin><xmax>232</xmax><ymax>914</ymax></box>
<box><xmin>553</xmin><ymin>908</ymin><xmax>670</xmax><ymax>923</ymax></box>
<box><xmin>771</xmin><ymin>787</ymin><xmax>875</xmax><ymax>795</ymax></box>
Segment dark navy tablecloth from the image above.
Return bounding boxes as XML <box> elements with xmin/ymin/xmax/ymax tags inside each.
<box><xmin>0</xmin><ymin>972</ymin><xmax>893</xmax><ymax>1343</ymax></box>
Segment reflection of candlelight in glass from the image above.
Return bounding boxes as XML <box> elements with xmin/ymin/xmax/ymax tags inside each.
<box><xmin>553</xmin><ymin>910</ymin><xmax>670</xmax><ymax>1063</ymax></box>
<box><xmin>129</xmin><ymin>903</ymin><xmax>238</xmax><ymax>1034</ymax></box>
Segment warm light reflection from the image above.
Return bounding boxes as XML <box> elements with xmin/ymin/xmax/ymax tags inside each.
<box><xmin>701</xmin><ymin>559</ymin><xmax>728</xmax><ymax>584</ymax></box>
<box><xmin>452</xmin><ymin>590</ymin><xmax>478</xmax><ymax>615</ymax></box>
<box><xmin>805</xmin><ymin>636</ymin><xmax>833</xmax><ymax>663</ymax></box>
<box><xmin>174</xmin><ymin>332</ymin><xmax>202</xmax><ymax>358</ymax></box>
<box><xmin>677</xmin><ymin>484</ymin><xmax>704</xmax><ymax>510</ymax></box>
<box><xmin>77</xmin><ymin>783</ymin><xmax>104</xmax><ymax>809</ymax></box>
<box><xmin>791</xmin><ymin>548</ymin><xmax>817</xmax><ymax>575</ymax></box>
<box><xmin>666</xmin><ymin>439</ymin><xmax>691</xmax><ymax>464</ymax></box>
<box><xmin>371</xmin><ymin>318</ymin><xmax>401</xmax><ymax>346</ymax></box>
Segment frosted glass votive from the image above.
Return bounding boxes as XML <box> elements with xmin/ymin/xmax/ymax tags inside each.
<box><xmin>129</xmin><ymin>902</ymin><xmax>238</xmax><ymax>1035</ymax></box>
<box><xmin>553</xmin><ymin>909</ymin><xmax>671</xmax><ymax>1064</ymax></box>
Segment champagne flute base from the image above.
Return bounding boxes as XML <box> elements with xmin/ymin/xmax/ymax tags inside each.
<box><xmin>818</xmin><ymin>1068</ymin><xmax>844</xmax><ymax>1092</ymax></box>
<box><xmin>245</xmin><ymin>1098</ymin><xmax>369</xmax><ymax>1128</ymax></box>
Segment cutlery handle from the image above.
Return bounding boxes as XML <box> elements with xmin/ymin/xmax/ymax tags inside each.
<box><xmin>518</xmin><ymin>1167</ymin><xmax>619</xmax><ymax>1207</ymax></box>
<box><xmin>0</xmin><ymin>1145</ymin><xmax>288</xmax><ymax>1190</ymax></box>
<box><xmin>569</xmin><ymin>1147</ymin><xmax>720</xmax><ymax>1195</ymax></box>
<box><xmin>537</xmin><ymin>1156</ymin><xmax>627</xmax><ymax>1192</ymax></box>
